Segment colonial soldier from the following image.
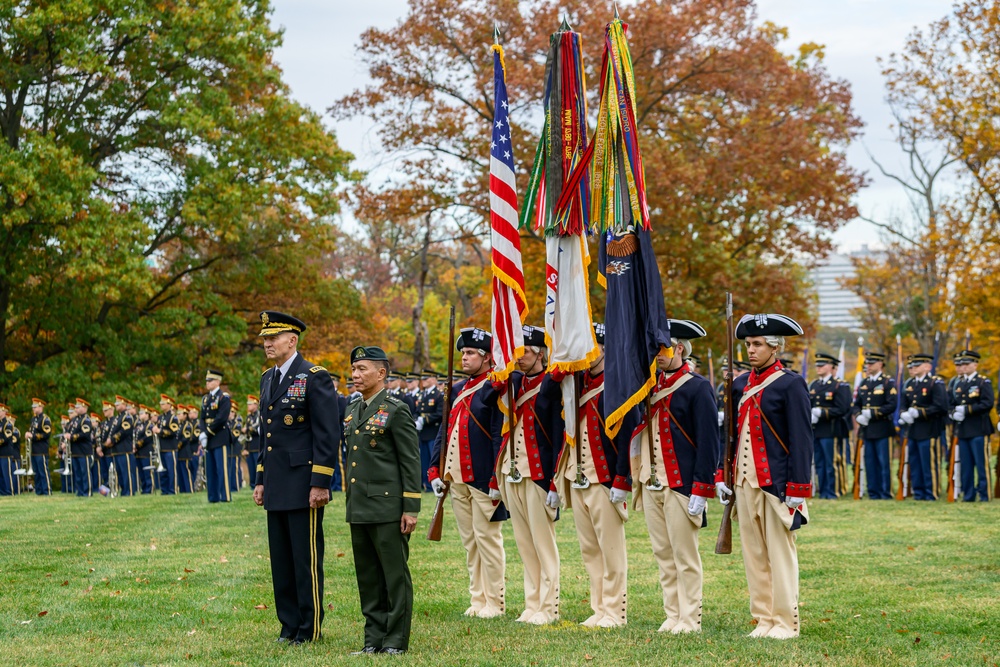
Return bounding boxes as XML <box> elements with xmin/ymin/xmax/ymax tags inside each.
<box><xmin>133</xmin><ymin>405</ymin><xmax>156</xmax><ymax>494</ymax></box>
<box><xmin>228</xmin><ymin>402</ymin><xmax>244</xmax><ymax>492</ymax></box>
<box><xmin>631</xmin><ymin>320</ymin><xmax>718</xmax><ymax>633</ymax></box>
<box><xmin>177</xmin><ymin>405</ymin><xmax>195</xmax><ymax>493</ymax></box>
<box><xmin>250</xmin><ymin>312</ymin><xmax>339</xmax><ymax>645</ymax></box>
<box><xmin>853</xmin><ymin>353</ymin><xmax>897</xmax><ymax>499</ymax></box>
<box><xmin>26</xmin><ymin>398</ymin><xmax>53</xmax><ymax>495</ymax></box>
<box><xmin>342</xmin><ymin>345</ymin><xmax>420</xmax><ymax>655</ymax></box>
<box><xmin>105</xmin><ymin>396</ymin><xmax>137</xmax><ymax>496</ymax></box>
<box><xmin>717</xmin><ymin>314</ymin><xmax>812</xmax><ymax>639</ymax></box>
<box><xmin>416</xmin><ymin>368</ymin><xmax>444</xmax><ymax>492</ymax></box>
<box><xmin>555</xmin><ymin>323</ymin><xmax>635</xmax><ymax>628</ymax></box>
<box><xmin>243</xmin><ymin>395</ymin><xmax>261</xmax><ymax>492</ymax></box>
<box><xmin>949</xmin><ymin>350</ymin><xmax>994</xmax><ymax>501</ymax></box>
<box><xmin>153</xmin><ymin>395</ymin><xmax>180</xmax><ymax>495</ymax></box>
<box><xmin>0</xmin><ymin>403</ymin><xmax>17</xmax><ymax>495</ymax></box>
<box><xmin>496</xmin><ymin>325</ymin><xmax>564</xmax><ymax>626</ymax></box>
<box><xmin>428</xmin><ymin>327</ymin><xmax>507</xmax><ymax>619</ymax></box>
<box><xmin>66</xmin><ymin>398</ymin><xmax>96</xmax><ymax>497</ymax></box>
<box><xmin>187</xmin><ymin>404</ymin><xmax>202</xmax><ymax>488</ymax></box>
<box><xmin>199</xmin><ymin>369</ymin><xmax>233</xmax><ymax>503</ymax></box>
<box><xmin>899</xmin><ymin>353</ymin><xmax>948</xmax><ymax>500</ymax></box>
<box><xmin>809</xmin><ymin>353</ymin><xmax>852</xmax><ymax>499</ymax></box>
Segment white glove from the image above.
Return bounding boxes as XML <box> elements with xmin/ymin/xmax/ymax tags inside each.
<box><xmin>687</xmin><ymin>494</ymin><xmax>707</xmax><ymax>516</ymax></box>
<box><xmin>899</xmin><ymin>411</ymin><xmax>913</xmax><ymax>425</ymax></box>
<box><xmin>906</xmin><ymin>407</ymin><xmax>919</xmax><ymax>420</ymax></box>
<box><xmin>856</xmin><ymin>413</ymin><xmax>870</xmax><ymax>426</ymax></box>
<box><xmin>609</xmin><ymin>487</ymin><xmax>628</xmax><ymax>504</ymax></box>
<box><xmin>953</xmin><ymin>405</ymin><xmax>966</xmax><ymax>421</ymax></box>
<box><xmin>811</xmin><ymin>407</ymin><xmax>822</xmax><ymax>419</ymax></box>
<box><xmin>430</xmin><ymin>478</ymin><xmax>445</xmax><ymax>497</ymax></box>
<box><xmin>717</xmin><ymin>411</ymin><xmax>725</xmax><ymax>427</ymax></box>
<box><xmin>198</xmin><ymin>432</ymin><xmax>208</xmax><ymax>448</ymax></box>
<box><xmin>415</xmin><ymin>416</ymin><xmax>425</xmax><ymax>431</ymax></box>
<box><xmin>545</xmin><ymin>490</ymin><xmax>560</xmax><ymax>509</ymax></box>
<box><xmin>488</xmin><ymin>487</ymin><xmax>501</xmax><ymax>501</ymax></box>
<box><xmin>716</xmin><ymin>481</ymin><xmax>733</xmax><ymax>505</ymax></box>
<box><xmin>811</xmin><ymin>412</ymin><xmax>819</xmax><ymax>425</ymax></box>
<box><xmin>785</xmin><ymin>496</ymin><xmax>806</xmax><ymax>509</ymax></box>
<box><xmin>861</xmin><ymin>409</ymin><xmax>872</xmax><ymax>421</ymax></box>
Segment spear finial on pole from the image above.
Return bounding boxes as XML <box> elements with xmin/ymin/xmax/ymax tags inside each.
<box><xmin>614</xmin><ymin>1</ymin><xmax>620</xmax><ymax>19</ymax></box>
<box><xmin>560</xmin><ymin>16</ymin><xmax>572</xmax><ymax>32</ymax></box>
<box><xmin>493</xmin><ymin>22</ymin><xmax>500</xmax><ymax>46</ymax></box>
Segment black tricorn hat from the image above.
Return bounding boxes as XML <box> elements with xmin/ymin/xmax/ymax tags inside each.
<box><xmin>734</xmin><ymin>314</ymin><xmax>804</xmax><ymax>339</ymax></box>
<box><xmin>258</xmin><ymin>311</ymin><xmax>307</xmax><ymax>337</ymax></box>
<box><xmin>668</xmin><ymin>319</ymin><xmax>707</xmax><ymax>340</ymax></box>
<box><xmin>522</xmin><ymin>325</ymin><xmax>546</xmax><ymax>348</ymax></box>
<box><xmin>593</xmin><ymin>322</ymin><xmax>605</xmax><ymax>345</ymax></box>
<box><xmin>457</xmin><ymin>327</ymin><xmax>492</xmax><ymax>352</ymax></box>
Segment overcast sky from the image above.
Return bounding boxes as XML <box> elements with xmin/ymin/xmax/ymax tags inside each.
<box><xmin>269</xmin><ymin>0</ymin><xmax>954</xmax><ymax>255</ymax></box>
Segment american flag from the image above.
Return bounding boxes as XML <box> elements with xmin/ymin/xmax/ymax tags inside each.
<box><xmin>489</xmin><ymin>44</ymin><xmax>527</xmax><ymax>382</ymax></box>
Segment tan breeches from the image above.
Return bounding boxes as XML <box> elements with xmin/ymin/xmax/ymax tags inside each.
<box><xmin>735</xmin><ymin>481</ymin><xmax>800</xmax><ymax>636</ymax></box>
<box><xmin>450</xmin><ymin>482</ymin><xmax>506</xmax><ymax>613</ymax></box>
<box><xmin>501</xmin><ymin>479</ymin><xmax>559</xmax><ymax>620</ymax></box>
<box><xmin>643</xmin><ymin>488</ymin><xmax>703</xmax><ymax>631</ymax></box>
<box><xmin>570</xmin><ymin>483</ymin><xmax>627</xmax><ymax>625</ymax></box>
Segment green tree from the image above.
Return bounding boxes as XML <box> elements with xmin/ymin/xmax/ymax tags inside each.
<box><xmin>0</xmin><ymin>0</ymin><xmax>355</xmax><ymax>412</ymax></box>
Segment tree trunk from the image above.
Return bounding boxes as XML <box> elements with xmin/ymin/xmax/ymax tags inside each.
<box><xmin>411</xmin><ymin>213</ymin><xmax>433</xmax><ymax>371</ymax></box>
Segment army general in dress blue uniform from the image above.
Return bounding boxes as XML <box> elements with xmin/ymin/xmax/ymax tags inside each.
<box><xmin>252</xmin><ymin>311</ymin><xmax>340</xmax><ymax>645</ymax></box>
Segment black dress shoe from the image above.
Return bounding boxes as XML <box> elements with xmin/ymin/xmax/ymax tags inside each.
<box><xmin>380</xmin><ymin>647</ymin><xmax>407</xmax><ymax>655</ymax></box>
<box><xmin>291</xmin><ymin>638</ymin><xmax>310</xmax><ymax>646</ymax></box>
<box><xmin>276</xmin><ymin>637</ymin><xmax>292</xmax><ymax>644</ymax></box>
<box><xmin>349</xmin><ymin>646</ymin><xmax>379</xmax><ymax>655</ymax></box>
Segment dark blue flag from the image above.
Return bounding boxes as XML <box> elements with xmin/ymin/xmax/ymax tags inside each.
<box><xmin>598</xmin><ymin>226</ymin><xmax>671</xmax><ymax>438</ymax></box>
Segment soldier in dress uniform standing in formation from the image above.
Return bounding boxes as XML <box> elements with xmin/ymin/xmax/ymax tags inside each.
<box><xmin>95</xmin><ymin>401</ymin><xmax>114</xmax><ymax>489</ymax></box>
<box><xmin>496</xmin><ymin>325</ymin><xmax>564</xmax><ymax>626</ymax></box>
<box><xmin>853</xmin><ymin>352</ymin><xmax>896</xmax><ymax>499</ymax></box>
<box><xmin>26</xmin><ymin>398</ymin><xmax>53</xmax><ymax>495</ymax></box>
<box><xmin>0</xmin><ymin>403</ymin><xmax>18</xmax><ymax>495</ymax></box>
<box><xmin>344</xmin><ymin>345</ymin><xmax>421</xmax><ymax>655</ymax></box>
<box><xmin>154</xmin><ymin>395</ymin><xmax>180</xmax><ymax>495</ymax></box>
<box><xmin>243</xmin><ymin>395</ymin><xmax>261</xmax><ymax>492</ymax></box>
<box><xmin>65</xmin><ymin>398</ymin><xmax>95</xmax><ymax>497</ymax></box>
<box><xmin>415</xmin><ymin>369</ymin><xmax>443</xmax><ymax>492</ymax></box>
<box><xmin>176</xmin><ymin>405</ymin><xmax>194</xmax><ymax>493</ymax></box>
<box><xmin>106</xmin><ymin>396</ymin><xmax>136</xmax><ymax>496</ymax></box>
<box><xmin>555</xmin><ymin>323</ymin><xmax>634</xmax><ymax>628</ymax></box>
<box><xmin>252</xmin><ymin>311</ymin><xmax>339</xmax><ymax>646</ymax></box>
<box><xmin>428</xmin><ymin>327</ymin><xmax>507</xmax><ymax>619</ymax></box>
<box><xmin>632</xmin><ymin>320</ymin><xmax>719</xmax><ymax>634</ymax></box>
<box><xmin>808</xmin><ymin>353</ymin><xmax>852</xmax><ymax>499</ymax></box>
<box><xmin>200</xmin><ymin>369</ymin><xmax>233</xmax><ymax>503</ymax></box>
<box><xmin>134</xmin><ymin>405</ymin><xmax>156</xmax><ymax>494</ymax></box>
<box><xmin>948</xmin><ymin>350</ymin><xmax>994</xmax><ymax>501</ymax></box>
<box><xmin>187</xmin><ymin>404</ymin><xmax>202</xmax><ymax>489</ymax></box>
<box><xmin>899</xmin><ymin>353</ymin><xmax>948</xmax><ymax>501</ymax></box>
<box><xmin>717</xmin><ymin>314</ymin><xmax>813</xmax><ymax>640</ymax></box>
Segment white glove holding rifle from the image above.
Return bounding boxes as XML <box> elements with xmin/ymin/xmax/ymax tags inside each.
<box><xmin>715</xmin><ymin>481</ymin><xmax>733</xmax><ymax>505</ymax></box>
<box><xmin>430</xmin><ymin>478</ymin><xmax>445</xmax><ymax>498</ymax></box>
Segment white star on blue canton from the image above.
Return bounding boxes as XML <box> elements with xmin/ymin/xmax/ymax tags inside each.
<box><xmin>495</xmin><ymin>119</ymin><xmax>503</xmax><ymax>129</ymax></box>
<box><xmin>490</xmin><ymin>141</ymin><xmax>496</xmax><ymax>150</ymax></box>
<box><xmin>504</xmin><ymin>150</ymin><xmax>510</xmax><ymax>159</ymax></box>
<box><xmin>499</xmin><ymin>134</ymin><xmax>508</xmax><ymax>144</ymax></box>
<box><xmin>501</xmin><ymin>100</ymin><xmax>508</xmax><ymax>109</ymax></box>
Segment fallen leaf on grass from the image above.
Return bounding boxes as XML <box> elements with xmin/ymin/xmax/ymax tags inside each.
<box><xmin>89</xmin><ymin>568</ymin><xmax>95</xmax><ymax>573</ymax></box>
<box><xmin>61</xmin><ymin>581</ymin><xmax>69</xmax><ymax>586</ymax></box>
<box><xmin>187</xmin><ymin>629</ymin><xmax>197</xmax><ymax>636</ymax></box>
<box><xmin>119</xmin><ymin>509</ymin><xmax>127</xmax><ymax>513</ymax></box>
<box><xmin>327</xmin><ymin>604</ymin><xmax>334</xmax><ymax>611</ymax></box>
<box><xmin>171</xmin><ymin>612</ymin><xmax>180</xmax><ymax>617</ymax></box>
<box><xmin>254</xmin><ymin>604</ymin><xmax>267</xmax><ymax>610</ymax></box>
<box><xmin>207</xmin><ymin>596</ymin><xmax>217</xmax><ymax>601</ymax></box>
<box><xmin>150</xmin><ymin>544</ymin><xmax>157</xmax><ymax>551</ymax></box>
<box><xmin>184</xmin><ymin>568</ymin><xmax>195</xmax><ymax>573</ymax></box>
<box><xmin>584</xmin><ymin>655</ymin><xmax>593</xmax><ymax>661</ymax></box>
<box><xmin>86</xmin><ymin>543</ymin><xmax>91</xmax><ymax>547</ymax></box>
<box><xmin>336</xmin><ymin>552</ymin><xmax>345</xmax><ymax>558</ymax></box>
<box><xmin>177</xmin><ymin>577</ymin><xmax>186</xmax><ymax>581</ymax></box>
<box><xmin>38</xmin><ymin>611</ymin><xmax>48</xmax><ymax>617</ymax></box>
<box><xmin>914</xmin><ymin>637</ymin><xmax>920</xmax><ymax>644</ymax></box>
<box><xmin>853</xmin><ymin>614</ymin><xmax>861</xmax><ymax>618</ymax></box>
<box><xmin>20</xmin><ymin>620</ymin><xmax>31</xmax><ymax>625</ymax></box>
<box><xmin>45</xmin><ymin>573</ymin><xmax>52</xmax><ymax>578</ymax></box>
<box><xmin>907</xmin><ymin>546</ymin><xmax>915</xmax><ymax>551</ymax></box>
<box><xmin>84</xmin><ymin>586</ymin><xmax>93</xmax><ymax>593</ymax></box>
<box><xmin>219</xmin><ymin>557</ymin><xmax>228</xmax><ymax>563</ymax></box>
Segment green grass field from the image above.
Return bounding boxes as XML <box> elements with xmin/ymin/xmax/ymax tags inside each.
<box><xmin>1</xmin><ymin>488</ymin><xmax>998</xmax><ymax>666</ymax></box>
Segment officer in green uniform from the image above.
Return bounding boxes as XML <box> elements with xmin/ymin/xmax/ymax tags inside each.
<box><xmin>344</xmin><ymin>346</ymin><xmax>421</xmax><ymax>656</ymax></box>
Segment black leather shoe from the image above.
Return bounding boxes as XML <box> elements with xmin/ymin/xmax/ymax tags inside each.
<box><xmin>276</xmin><ymin>637</ymin><xmax>291</xmax><ymax>644</ymax></box>
<box><xmin>290</xmin><ymin>638</ymin><xmax>309</xmax><ymax>646</ymax></box>
<box><xmin>380</xmin><ymin>647</ymin><xmax>407</xmax><ymax>655</ymax></box>
<box><xmin>349</xmin><ymin>646</ymin><xmax>379</xmax><ymax>655</ymax></box>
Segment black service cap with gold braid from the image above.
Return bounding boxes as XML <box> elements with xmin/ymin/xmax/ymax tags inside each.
<box><xmin>258</xmin><ymin>310</ymin><xmax>307</xmax><ymax>337</ymax></box>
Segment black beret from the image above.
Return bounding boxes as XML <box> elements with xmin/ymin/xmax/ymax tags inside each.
<box><xmin>351</xmin><ymin>346</ymin><xmax>388</xmax><ymax>363</ymax></box>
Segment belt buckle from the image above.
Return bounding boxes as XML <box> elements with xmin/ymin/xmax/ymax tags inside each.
<box><xmin>506</xmin><ymin>468</ymin><xmax>523</xmax><ymax>484</ymax></box>
<box><xmin>645</xmin><ymin>474</ymin><xmax>664</xmax><ymax>492</ymax></box>
<box><xmin>571</xmin><ymin>473</ymin><xmax>590</xmax><ymax>490</ymax></box>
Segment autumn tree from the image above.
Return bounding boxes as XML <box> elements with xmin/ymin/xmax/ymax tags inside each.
<box><xmin>337</xmin><ymin>0</ymin><xmax>864</xmax><ymax>363</ymax></box>
<box><xmin>0</xmin><ymin>0</ymin><xmax>355</xmax><ymax>411</ymax></box>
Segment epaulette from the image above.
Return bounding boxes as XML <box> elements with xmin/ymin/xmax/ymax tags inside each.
<box><xmin>310</xmin><ymin>365</ymin><xmax>326</xmax><ymax>374</ymax></box>
<box><xmin>223</xmin><ymin>392</ymin><xmax>231</xmax><ymax>396</ymax></box>
<box><xmin>385</xmin><ymin>396</ymin><xmax>401</xmax><ymax>405</ymax></box>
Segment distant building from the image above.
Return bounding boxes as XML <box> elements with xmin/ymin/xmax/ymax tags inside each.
<box><xmin>811</xmin><ymin>247</ymin><xmax>880</xmax><ymax>331</ymax></box>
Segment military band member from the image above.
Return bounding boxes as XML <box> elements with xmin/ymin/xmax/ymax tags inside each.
<box><xmin>187</xmin><ymin>404</ymin><xmax>202</xmax><ymax>489</ymax></box>
<box><xmin>177</xmin><ymin>405</ymin><xmax>195</xmax><ymax>493</ymax></box>
<box><xmin>252</xmin><ymin>311</ymin><xmax>339</xmax><ymax>645</ymax></box>
<box><xmin>717</xmin><ymin>314</ymin><xmax>812</xmax><ymax>639</ymax></box>
<box><xmin>244</xmin><ymin>395</ymin><xmax>261</xmax><ymax>493</ymax></box>
<box><xmin>59</xmin><ymin>410</ymin><xmax>73</xmax><ymax>494</ymax></box>
<box><xmin>7</xmin><ymin>413</ymin><xmax>23</xmax><ymax>495</ymax></box>
<box><xmin>631</xmin><ymin>321</ymin><xmax>718</xmax><ymax>633</ymax></box>
<box><xmin>105</xmin><ymin>397</ymin><xmax>137</xmax><ymax>496</ymax></box>
<box><xmin>899</xmin><ymin>354</ymin><xmax>948</xmax><ymax>501</ymax></box>
<box><xmin>853</xmin><ymin>353</ymin><xmax>896</xmax><ymax>499</ymax></box>
<box><xmin>343</xmin><ymin>345</ymin><xmax>420</xmax><ymax>655</ymax></box>
<box><xmin>134</xmin><ymin>405</ymin><xmax>156</xmax><ymax>494</ymax></box>
<box><xmin>416</xmin><ymin>368</ymin><xmax>444</xmax><ymax>492</ymax></box>
<box><xmin>949</xmin><ymin>351</ymin><xmax>994</xmax><ymax>501</ymax></box>
<box><xmin>555</xmin><ymin>323</ymin><xmax>634</xmax><ymax>628</ymax></box>
<box><xmin>0</xmin><ymin>403</ymin><xmax>17</xmax><ymax>495</ymax></box>
<box><xmin>153</xmin><ymin>395</ymin><xmax>180</xmax><ymax>495</ymax></box>
<box><xmin>93</xmin><ymin>402</ymin><xmax>115</xmax><ymax>490</ymax></box>
<box><xmin>26</xmin><ymin>398</ymin><xmax>53</xmax><ymax>495</ymax></box>
<box><xmin>809</xmin><ymin>353</ymin><xmax>852</xmax><ymax>499</ymax></box>
<box><xmin>66</xmin><ymin>398</ymin><xmax>96</xmax><ymax>497</ymax></box>
<box><xmin>496</xmin><ymin>325</ymin><xmax>564</xmax><ymax>625</ymax></box>
<box><xmin>228</xmin><ymin>403</ymin><xmax>244</xmax><ymax>492</ymax></box>
<box><xmin>200</xmin><ymin>369</ymin><xmax>233</xmax><ymax>503</ymax></box>
<box><xmin>428</xmin><ymin>327</ymin><xmax>507</xmax><ymax>619</ymax></box>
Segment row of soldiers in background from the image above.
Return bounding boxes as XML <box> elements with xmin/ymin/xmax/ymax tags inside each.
<box><xmin>775</xmin><ymin>349</ymin><xmax>995</xmax><ymax>503</ymax></box>
<box><xmin>0</xmin><ymin>391</ymin><xmax>264</xmax><ymax>498</ymax></box>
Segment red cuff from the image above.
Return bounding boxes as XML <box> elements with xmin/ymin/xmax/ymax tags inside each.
<box><xmin>427</xmin><ymin>467</ymin><xmax>440</xmax><ymax>483</ymax></box>
<box><xmin>488</xmin><ymin>476</ymin><xmax>499</xmax><ymax>491</ymax></box>
<box><xmin>550</xmin><ymin>369</ymin><xmax>569</xmax><ymax>383</ymax></box>
<box><xmin>612</xmin><ymin>475</ymin><xmax>631</xmax><ymax>492</ymax></box>
<box><xmin>714</xmin><ymin>468</ymin><xmax>724</xmax><ymax>484</ymax></box>
<box><xmin>549</xmin><ymin>481</ymin><xmax>558</xmax><ymax>492</ymax></box>
<box><xmin>491</xmin><ymin>380</ymin><xmax>508</xmax><ymax>393</ymax></box>
<box><xmin>786</xmin><ymin>482</ymin><xmax>812</xmax><ymax>497</ymax></box>
<box><xmin>691</xmin><ymin>481</ymin><xmax>715</xmax><ymax>498</ymax></box>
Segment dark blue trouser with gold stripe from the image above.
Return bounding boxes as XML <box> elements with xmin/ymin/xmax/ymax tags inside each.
<box><xmin>113</xmin><ymin>453</ymin><xmax>137</xmax><ymax>496</ymax></box>
<box><xmin>267</xmin><ymin>507</ymin><xmax>325</xmax><ymax>642</ymax></box>
<box><xmin>159</xmin><ymin>451</ymin><xmax>178</xmax><ymax>495</ymax></box>
<box><xmin>205</xmin><ymin>445</ymin><xmax>231</xmax><ymax>502</ymax></box>
<box><xmin>72</xmin><ymin>456</ymin><xmax>92</xmax><ymax>496</ymax></box>
<box><xmin>177</xmin><ymin>456</ymin><xmax>194</xmax><ymax>493</ymax></box>
<box><xmin>909</xmin><ymin>438</ymin><xmax>938</xmax><ymax>501</ymax></box>
<box><xmin>32</xmin><ymin>455</ymin><xmax>51</xmax><ymax>495</ymax></box>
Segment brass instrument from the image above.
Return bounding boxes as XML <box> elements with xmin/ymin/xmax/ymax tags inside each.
<box><xmin>144</xmin><ymin>432</ymin><xmax>166</xmax><ymax>473</ymax></box>
<box><xmin>13</xmin><ymin>427</ymin><xmax>35</xmax><ymax>479</ymax></box>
